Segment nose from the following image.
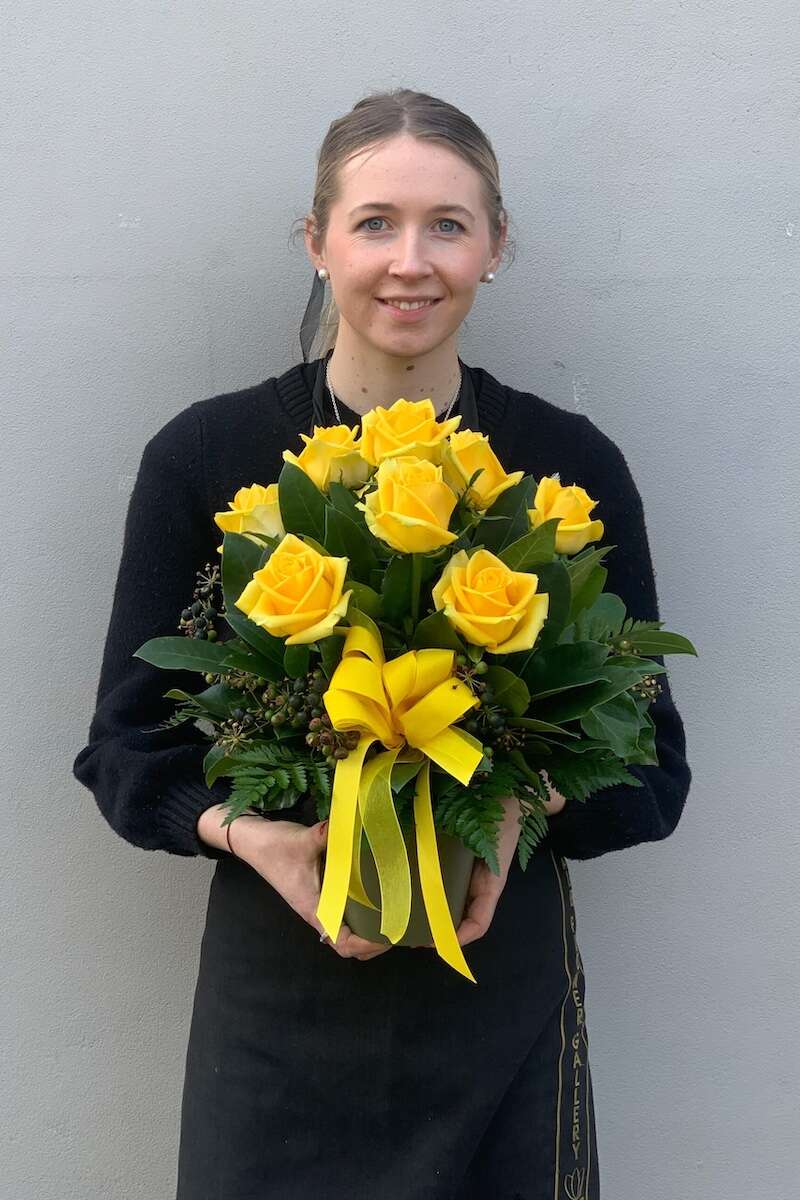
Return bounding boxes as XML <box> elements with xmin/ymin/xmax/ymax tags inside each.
<box><xmin>388</xmin><ymin>228</ymin><xmax>434</xmax><ymax>279</ymax></box>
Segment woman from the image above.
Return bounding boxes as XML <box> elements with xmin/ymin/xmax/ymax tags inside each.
<box><xmin>73</xmin><ymin>89</ymin><xmax>691</xmax><ymax>1199</ymax></box>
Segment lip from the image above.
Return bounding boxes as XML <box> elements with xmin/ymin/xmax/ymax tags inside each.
<box><xmin>376</xmin><ymin>297</ymin><xmax>442</xmax><ymax>322</ymax></box>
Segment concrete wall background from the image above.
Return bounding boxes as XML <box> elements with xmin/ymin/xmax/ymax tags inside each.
<box><xmin>4</xmin><ymin>3</ymin><xmax>797</xmax><ymax>1196</ymax></box>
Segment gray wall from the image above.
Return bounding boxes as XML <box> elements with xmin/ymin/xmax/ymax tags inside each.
<box><xmin>5</xmin><ymin>3</ymin><xmax>797</xmax><ymax>1197</ymax></box>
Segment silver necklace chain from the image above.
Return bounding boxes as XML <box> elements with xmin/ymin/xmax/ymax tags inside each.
<box><xmin>325</xmin><ymin>359</ymin><xmax>462</xmax><ymax>425</ymax></box>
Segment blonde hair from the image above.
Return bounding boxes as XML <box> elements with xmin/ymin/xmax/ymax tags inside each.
<box><xmin>289</xmin><ymin>88</ymin><xmax>515</xmax><ymax>358</ymax></box>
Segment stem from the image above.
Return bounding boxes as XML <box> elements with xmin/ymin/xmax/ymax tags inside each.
<box><xmin>410</xmin><ymin>553</ymin><xmax>423</xmax><ymax>625</ymax></box>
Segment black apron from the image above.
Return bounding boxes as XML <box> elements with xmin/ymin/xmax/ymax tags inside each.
<box><xmin>175</xmin><ymin>361</ymin><xmax>599</xmax><ymax>1199</ymax></box>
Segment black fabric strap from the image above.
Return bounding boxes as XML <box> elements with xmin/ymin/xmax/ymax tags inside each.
<box><xmin>299</xmin><ymin>270</ymin><xmax>326</xmax><ymax>364</ymax></box>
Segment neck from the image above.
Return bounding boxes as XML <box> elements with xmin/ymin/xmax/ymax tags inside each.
<box><xmin>325</xmin><ymin>323</ymin><xmax>462</xmax><ymax>418</ymax></box>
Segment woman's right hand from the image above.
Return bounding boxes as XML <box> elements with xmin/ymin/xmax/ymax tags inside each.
<box><xmin>231</xmin><ymin>813</ymin><xmax>393</xmax><ymax>962</ymax></box>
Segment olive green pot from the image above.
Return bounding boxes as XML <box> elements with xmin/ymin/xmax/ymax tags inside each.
<box><xmin>342</xmin><ymin>823</ymin><xmax>476</xmax><ymax>948</ymax></box>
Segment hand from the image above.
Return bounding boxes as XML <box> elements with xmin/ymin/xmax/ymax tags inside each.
<box><xmin>448</xmin><ymin>794</ymin><xmax>524</xmax><ymax>949</ymax></box>
<box><xmin>230</xmin><ymin>815</ymin><xmax>393</xmax><ymax>962</ymax></box>
<box><xmin>422</xmin><ymin>777</ymin><xmax>568</xmax><ymax>952</ymax></box>
<box><xmin>540</xmin><ymin>770</ymin><xmax>567</xmax><ymax>815</ymax></box>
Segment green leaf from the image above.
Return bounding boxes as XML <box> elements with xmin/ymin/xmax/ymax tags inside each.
<box><xmin>570</xmin><ymin>591</ymin><xmax>627</xmax><ymax>643</ymax></box>
<box><xmin>346</xmin><ymin>604</ymin><xmax>384</xmax><ymax>644</ymax></box>
<box><xmin>381</xmin><ymin>554</ymin><xmax>414</xmax><ymax>624</ymax></box>
<box><xmin>299</xmin><ymin>533</ymin><xmax>330</xmax><ymax>556</ymax></box>
<box><xmin>283</xmin><ymin>642</ymin><xmax>311</xmax><ymax>677</ymax></box>
<box><xmin>134</xmin><ymin>635</ymin><xmax>230</xmax><ymax>673</ymax></box>
<box><xmin>628</xmin><ymin>710</ymin><xmax>658</xmax><ymax>765</ymax></box>
<box><xmin>278</xmin><ymin>461</ymin><xmax>327</xmax><ymax>542</ymax></box>
<box><xmin>580</xmin><ymin>691</ymin><xmax>643</xmax><ymax>756</ymax></box>
<box><xmin>531</xmin><ymin>663</ymin><xmax>646</xmax><ymax>725</ymax></box>
<box><xmin>608</xmin><ymin>655</ymin><xmax>667</xmax><ymax>677</ymax></box>
<box><xmin>523</xmin><ymin>640</ymin><xmax>612</xmax><ymax>700</ymax></box>
<box><xmin>190</xmin><ymin>682</ymin><xmax>247</xmax><ymax>718</ymax></box>
<box><xmin>390</xmin><ymin>760</ymin><xmax>424</xmax><ymax>792</ymax></box>
<box><xmin>323</xmin><ymin>503</ymin><xmax>378</xmax><ymax>583</ymax></box>
<box><xmin>565</xmin><ymin>543</ymin><xmax>615</xmax><ymax>599</ymax></box>
<box><xmin>328</xmin><ymin>481</ymin><xmax>364</xmax><ymax>519</ymax></box>
<box><xmin>618</xmin><ymin>629</ymin><xmax>699</xmax><ymax>656</ymax></box>
<box><xmin>531</xmin><ymin>559</ymin><xmax>573</xmax><ymax>651</ymax></box>
<box><xmin>507</xmin><ymin>715</ymin><xmax>581</xmax><ymax>737</ymax></box>
<box><xmin>483</xmin><ymin>666</ymin><xmax>530</xmax><ymax>716</ymax></box>
<box><xmin>471</xmin><ymin>476</ymin><xmax>536</xmax><ymax>553</ymax></box>
<box><xmin>319</xmin><ymin>632</ymin><xmax>345</xmax><ymax>679</ymax></box>
<box><xmin>410</xmin><ymin>610</ymin><xmax>465</xmax><ymax>652</ymax></box>
<box><xmin>566</xmin><ymin>563</ymin><xmax>608</xmax><ymax>627</ymax></box>
<box><xmin>466</xmin><ymin>642</ymin><xmax>485</xmax><ymax>664</ymax></box>
<box><xmin>497</xmin><ymin>517</ymin><xmax>560</xmax><ymax>570</ymax></box>
<box><xmin>347</xmin><ymin>580</ymin><xmax>382</xmax><ymax>619</ymax></box>
<box><xmin>203</xmin><ymin>744</ymin><xmax>238</xmax><ymax>787</ymax></box>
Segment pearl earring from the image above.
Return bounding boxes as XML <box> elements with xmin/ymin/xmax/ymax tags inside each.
<box><xmin>318</xmin><ymin>267</ymin><xmax>329</xmax><ymax>281</ymax></box>
<box><xmin>483</xmin><ymin>271</ymin><xmax>495</xmax><ymax>283</ymax></box>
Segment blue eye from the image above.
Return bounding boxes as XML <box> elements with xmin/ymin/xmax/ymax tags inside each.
<box><xmin>358</xmin><ymin>216</ymin><xmax>464</xmax><ymax>233</ymax></box>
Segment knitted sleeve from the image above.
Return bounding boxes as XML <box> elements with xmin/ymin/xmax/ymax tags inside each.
<box><xmin>72</xmin><ymin>403</ymin><xmax>232</xmax><ymax>859</ymax></box>
<box><xmin>542</xmin><ymin>415</ymin><xmax>692</xmax><ymax>860</ymax></box>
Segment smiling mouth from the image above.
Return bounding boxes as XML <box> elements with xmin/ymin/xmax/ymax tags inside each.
<box><xmin>377</xmin><ymin>298</ymin><xmax>442</xmax><ymax>311</ymax></box>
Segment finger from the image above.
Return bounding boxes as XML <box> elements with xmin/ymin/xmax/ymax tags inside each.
<box><xmin>341</xmin><ymin>929</ymin><xmax>392</xmax><ymax>959</ymax></box>
<box><xmin>323</xmin><ymin>922</ymin><xmax>382</xmax><ymax>959</ymax></box>
<box><xmin>456</xmin><ymin>892</ymin><xmax>496</xmax><ymax>946</ymax></box>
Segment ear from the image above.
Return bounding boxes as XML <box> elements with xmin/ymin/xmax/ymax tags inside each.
<box><xmin>304</xmin><ymin>214</ymin><xmax>324</xmax><ymax>267</ymax></box>
<box><xmin>491</xmin><ymin>219</ymin><xmax>508</xmax><ymax>269</ymax></box>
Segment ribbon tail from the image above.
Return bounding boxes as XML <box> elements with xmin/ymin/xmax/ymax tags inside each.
<box><xmin>346</xmin><ymin>793</ymin><xmax>380</xmax><ymax>911</ymax></box>
<box><xmin>414</xmin><ymin>760</ymin><xmax>477</xmax><ymax>984</ymax></box>
<box><xmin>316</xmin><ymin>733</ymin><xmax>375</xmax><ymax>941</ymax></box>
<box><xmin>358</xmin><ymin>747</ymin><xmax>411</xmax><ymax>943</ymax></box>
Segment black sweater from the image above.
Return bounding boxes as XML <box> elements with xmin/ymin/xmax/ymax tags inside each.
<box><xmin>72</xmin><ymin>357</ymin><xmax>691</xmax><ymax>862</ymax></box>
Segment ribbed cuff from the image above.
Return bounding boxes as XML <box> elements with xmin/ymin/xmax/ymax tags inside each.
<box><xmin>542</xmin><ymin>795</ymin><xmax>586</xmax><ymax>860</ymax></box>
<box><xmin>156</xmin><ymin>775</ymin><xmax>234</xmax><ymax>859</ymax></box>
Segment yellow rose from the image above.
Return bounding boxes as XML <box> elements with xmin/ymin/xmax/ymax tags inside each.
<box><xmin>213</xmin><ymin>482</ymin><xmax>284</xmax><ymax>554</ymax></box>
<box><xmin>234</xmin><ymin>533</ymin><xmax>351</xmax><ymax>644</ymax></box>
<box><xmin>431</xmin><ymin>548</ymin><xmax>550</xmax><ymax>654</ymax></box>
<box><xmin>360</xmin><ymin>397</ymin><xmax>461</xmax><ymax>466</ymax></box>
<box><xmin>528</xmin><ymin>476</ymin><xmax>604</xmax><ymax>555</ymax></box>
<box><xmin>359</xmin><ymin>456</ymin><xmax>458</xmax><ymax>554</ymax></box>
<box><xmin>441</xmin><ymin>430</ymin><xmax>524</xmax><ymax>509</ymax></box>
<box><xmin>282</xmin><ymin>424</ymin><xmax>371</xmax><ymax>493</ymax></box>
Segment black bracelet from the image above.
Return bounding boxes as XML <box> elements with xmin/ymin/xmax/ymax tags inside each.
<box><xmin>226</xmin><ymin>813</ymin><xmax>244</xmax><ymax>857</ymax></box>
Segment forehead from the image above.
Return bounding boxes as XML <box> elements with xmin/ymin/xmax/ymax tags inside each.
<box><xmin>334</xmin><ymin>135</ymin><xmax>483</xmax><ymax>211</ymax></box>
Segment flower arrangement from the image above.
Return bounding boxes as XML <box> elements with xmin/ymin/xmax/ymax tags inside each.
<box><xmin>135</xmin><ymin>397</ymin><xmax>697</xmax><ymax>982</ymax></box>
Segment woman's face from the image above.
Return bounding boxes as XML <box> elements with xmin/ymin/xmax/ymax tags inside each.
<box><xmin>306</xmin><ymin>133</ymin><xmax>504</xmax><ymax>357</ymax></box>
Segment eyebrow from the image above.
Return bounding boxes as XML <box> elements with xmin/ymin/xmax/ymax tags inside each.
<box><xmin>348</xmin><ymin>202</ymin><xmax>475</xmax><ymax>220</ymax></box>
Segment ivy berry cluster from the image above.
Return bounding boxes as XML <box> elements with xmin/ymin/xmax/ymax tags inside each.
<box><xmin>453</xmin><ymin>653</ymin><xmax>524</xmax><ymax>758</ymax></box>
<box><xmin>179</xmin><ymin>562</ymin><xmax>224</xmax><ymax>641</ymax></box>
<box><xmin>262</xmin><ymin>669</ymin><xmax>359</xmax><ymax>768</ymax></box>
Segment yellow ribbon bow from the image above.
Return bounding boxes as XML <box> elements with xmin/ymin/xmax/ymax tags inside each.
<box><xmin>316</xmin><ymin>611</ymin><xmax>484</xmax><ymax>982</ymax></box>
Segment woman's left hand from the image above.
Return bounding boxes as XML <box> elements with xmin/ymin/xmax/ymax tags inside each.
<box><xmin>424</xmin><ymin>773</ymin><xmax>568</xmax><ymax>950</ymax></box>
<box><xmin>451</xmin><ymin>793</ymin><xmax>523</xmax><ymax>948</ymax></box>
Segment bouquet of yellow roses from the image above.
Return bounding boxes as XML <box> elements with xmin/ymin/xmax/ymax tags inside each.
<box><xmin>136</xmin><ymin>397</ymin><xmax>697</xmax><ymax>982</ymax></box>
